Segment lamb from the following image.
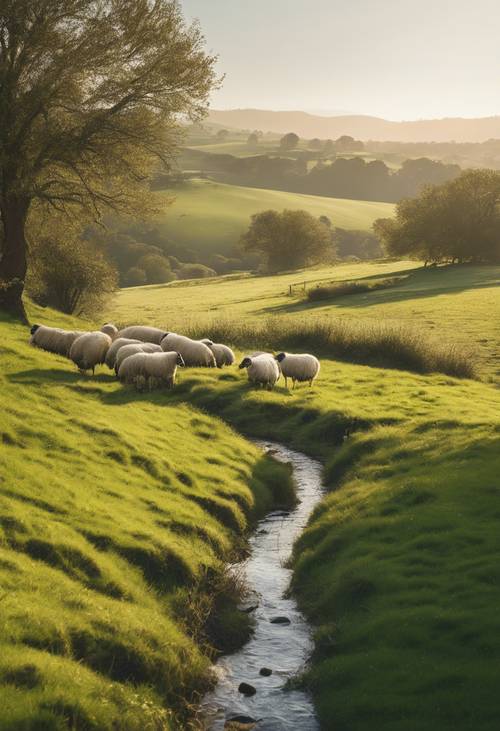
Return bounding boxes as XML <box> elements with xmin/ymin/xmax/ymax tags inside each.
<box><xmin>101</xmin><ymin>323</ymin><xmax>118</xmax><ymax>339</ymax></box>
<box><xmin>69</xmin><ymin>331</ymin><xmax>112</xmax><ymax>374</ymax></box>
<box><xmin>115</xmin><ymin>325</ymin><xmax>167</xmax><ymax>345</ymax></box>
<box><xmin>238</xmin><ymin>353</ymin><xmax>280</xmax><ymax>388</ymax></box>
<box><xmin>160</xmin><ymin>333</ymin><xmax>216</xmax><ymax>367</ymax></box>
<box><xmin>118</xmin><ymin>351</ymin><xmax>185</xmax><ymax>389</ymax></box>
<box><xmin>114</xmin><ymin>342</ymin><xmax>162</xmax><ymax>375</ymax></box>
<box><xmin>104</xmin><ymin>337</ymin><xmax>142</xmax><ymax>370</ymax></box>
<box><xmin>275</xmin><ymin>352</ymin><xmax>320</xmax><ymax>388</ymax></box>
<box><xmin>200</xmin><ymin>339</ymin><xmax>235</xmax><ymax>368</ymax></box>
<box><xmin>30</xmin><ymin>324</ymin><xmax>85</xmax><ymax>357</ymax></box>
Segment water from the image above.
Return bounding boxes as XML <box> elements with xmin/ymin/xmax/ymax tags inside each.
<box><xmin>202</xmin><ymin>441</ymin><xmax>324</xmax><ymax>730</ymax></box>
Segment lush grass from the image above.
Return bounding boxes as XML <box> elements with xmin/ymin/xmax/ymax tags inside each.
<box><xmin>154</xmin><ymin>179</ymin><xmax>395</xmax><ymax>256</ymax></box>
<box><xmin>110</xmin><ymin>261</ymin><xmax>499</xmax><ymax>382</ymax></box>
<box><xmin>306</xmin><ymin>275</ymin><xmax>406</xmax><ymax>301</ymax></box>
<box><xmin>0</xmin><ymin>304</ymin><xmax>294</xmax><ymax>730</ymax></box>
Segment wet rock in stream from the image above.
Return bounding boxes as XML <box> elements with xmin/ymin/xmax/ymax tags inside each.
<box><xmin>238</xmin><ymin>682</ymin><xmax>257</xmax><ymax>696</ymax></box>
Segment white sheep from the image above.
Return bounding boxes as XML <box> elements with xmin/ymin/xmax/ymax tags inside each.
<box><xmin>101</xmin><ymin>323</ymin><xmax>118</xmax><ymax>339</ymax></box>
<box><xmin>69</xmin><ymin>331</ymin><xmax>112</xmax><ymax>374</ymax></box>
<box><xmin>114</xmin><ymin>342</ymin><xmax>162</xmax><ymax>374</ymax></box>
<box><xmin>238</xmin><ymin>354</ymin><xmax>280</xmax><ymax>388</ymax></box>
<box><xmin>200</xmin><ymin>339</ymin><xmax>235</xmax><ymax>368</ymax></box>
<box><xmin>160</xmin><ymin>333</ymin><xmax>216</xmax><ymax>367</ymax></box>
<box><xmin>118</xmin><ymin>351</ymin><xmax>185</xmax><ymax>389</ymax></box>
<box><xmin>115</xmin><ymin>325</ymin><xmax>167</xmax><ymax>344</ymax></box>
<box><xmin>30</xmin><ymin>324</ymin><xmax>85</xmax><ymax>357</ymax></box>
<box><xmin>275</xmin><ymin>352</ymin><xmax>320</xmax><ymax>388</ymax></box>
<box><xmin>104</xmin><ymin>337</ymin><xmax>142</xmax><ymax>370</ymax></box>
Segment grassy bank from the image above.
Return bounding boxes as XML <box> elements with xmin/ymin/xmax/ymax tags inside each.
<box><xmin>0</xmin><ymin>306</ymin><xmax>294</xmax><ymax>730</ymax></box>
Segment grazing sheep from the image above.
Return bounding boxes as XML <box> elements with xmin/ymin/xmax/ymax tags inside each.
<box><xmin>118</xmin><ymin>351</ymin><xmax>185</xmax><ymax>389</ymax></box>
<box><xmin>160</xmin><ymin>333</ymin><xmax>216</xmax><ymax>367</ymax></box>
<box><xmin>275</xmin><ymin>352</ymin><xmax>320</xmax><ymax>388</ymax></box>
<box><xmin>104</xmin><ymin>337</ymin><xmax>142</xmax><ymax>370</ymax></box>
<box><xmin>115</xmin><ymin>325</ymin><xmax>167</xmax><ymax>344</ymax></box>
<box><xmin>69</xmin><ymin>331</ymin><xmax>112</xmax><ymax>374</ymax></box>
<box><xmin>101</xmin><ymin>323</ymin><xmax>118</xmax><ymax>339</ymax></box>
<box><xmin>114</xmin><ymin>342</ymin><xmax>162</xmax><ymax>374</ymax></box>
<box><xmin>238</xmin><ymin>354</ymin><xmax>280</xmax><ymax>388</ymax></box>
<box><xmin>30</xmin><ymin>324</ymin><xmax>85</xmax><ymax>357</ymax></box>
<box><xmin>200</xmin><ymin>339</ymin><xmax>235</xmax><ymax>368</ymax></box>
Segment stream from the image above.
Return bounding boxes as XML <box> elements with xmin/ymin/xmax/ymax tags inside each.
<box><xmin>202</xmin><ymin>441</ymin><xmax>324</xmax><ymax>730</ymax></box>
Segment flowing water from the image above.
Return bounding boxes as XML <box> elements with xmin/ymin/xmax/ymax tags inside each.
<box><xmin>202</xmin><ymin>441</ymin><xmax>324</xmax><ymax>730</ymax></box>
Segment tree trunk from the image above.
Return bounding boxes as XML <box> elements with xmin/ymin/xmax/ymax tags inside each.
<box><xmin>0</xmin><ymin>197</ymin><xmax>29</xmax><ymax>322</ymax></box>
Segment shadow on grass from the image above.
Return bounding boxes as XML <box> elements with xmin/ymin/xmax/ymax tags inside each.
<box><xmin>7</xmin><ymin>368</ymin><xmax>117</xmax><ymax>387</ymax></box>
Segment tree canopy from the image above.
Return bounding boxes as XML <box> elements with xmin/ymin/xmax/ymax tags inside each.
<box><xmin>241</xmin><ymin>209</ymin><xmax>332</xmax><ymax>273</ymax></box>
<box><xmin>0</xmin><ymin>0</ymin><xmax>217</xmax><ymax>318</ymax></box>
<box><xmin>279</xmin><ymin>132</ymin><xmax>300</xmax><ymax>151</ymax></box>
<box><xmin>374</xmin><ymin>169</ymin><xmax>500</xmax><ymax>264</ymax></box>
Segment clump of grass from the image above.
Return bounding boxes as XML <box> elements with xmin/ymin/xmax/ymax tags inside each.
<box><xmin>180</xmin><ymin>316</ymin><xmax>476</xmax><ymax>379</ymax></box>
<box><xmin>307</xmin><ymin>275</ymin><xmax>405</xmax><ymax>302</ymax></box>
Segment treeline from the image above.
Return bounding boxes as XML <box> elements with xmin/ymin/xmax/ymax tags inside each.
<box><xmin>374</xmin><ymin>169</ymin><xmax>500</xmax><ymax>264</ymax></box>
<box><xmin>171</xmin><ymin>149</ymin><xmax>461</xmax><ymax>203</ymax></box>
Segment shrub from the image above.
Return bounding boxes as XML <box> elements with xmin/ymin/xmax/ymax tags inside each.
<box><xmin>307</xmin><ymin>276</ymin><xmax>404</xmax><ymax>302</ymax></box>
<box><xmin>177</xmin><ymin>264</ymin><xmax>217</xmax><ymax>280</ymax></box>
<box><xmin>124</xmin><ymin>267</ymin><xmax>147</xmax><ymax>287</ymax></box>
<box><xmin>137</xmin><ymin>254</ymin><xmax>176</xmax><ymax>284</ymax></box>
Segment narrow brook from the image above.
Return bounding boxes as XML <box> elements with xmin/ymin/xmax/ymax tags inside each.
<box><xmin>202</xmin><ymin>441</ymin><xmax>324</xmax><ymax>730</ymax></box>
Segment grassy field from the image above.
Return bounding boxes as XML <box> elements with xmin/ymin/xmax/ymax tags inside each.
<box><xmin>110</xmin><ymin>261</ymin><xmax>500</xmax><ymax>382</ymax></box>
<box><xmin>154</xmin><ymin>179</ymin><xmax>394</xmax><ymax>255</ymax></box>
<box><xmin>0</xmin><ymin>305</ymin><xmax>293</xmax><ymax>729</ymax></box>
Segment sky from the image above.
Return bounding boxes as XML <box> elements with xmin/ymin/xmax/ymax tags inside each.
<box><xmin>180</xmin><ymin>0</ymin><xmax>500</xmax><ymax>120</ymax></box>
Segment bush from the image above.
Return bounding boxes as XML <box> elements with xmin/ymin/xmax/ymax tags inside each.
<box><xmin>137</xmin><ymin>254</ymin><xmax>175</xmax><ymax>284</ymax></box>
<box><xmin>27</xmin><ymin>236</ymin><xmax>117</xmax><ymax>316</ymax></box>
<box><xmin>124</xmin><ymin>267</ymin><xmax>147</xmax><ymax>287</ymax></box>
<box><xmin>178</xmin><ymin>316</ymin><xmax>476</xmax><ymax>379</ymax></box>
<box><xmin>176</xmin><ymin>264</ymin><xmax>217</xmax><ymax>280</ymax></box>
<box><xmin>307</xmin><ymin>276</ymin><xmax>404</xmax><ymax>302</ymax></box>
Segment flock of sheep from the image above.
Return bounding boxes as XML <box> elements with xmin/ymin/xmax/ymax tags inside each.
<box><xmin>29</xmin><ymin>323</ymin><xmax>320</xmax><ymax>390</ymax></box>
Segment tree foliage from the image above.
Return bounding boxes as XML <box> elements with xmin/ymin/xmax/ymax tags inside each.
<box><xmin>241</xmin><ymin>209</ymin><xmax>332</xmax><ymax>273</ymax></box>
<box><xmin>0</xmin><ymin>0</ymin><xmax>217</xmax><ymax>317</ymax></box>
<box><xmin>374</xmin><ymin>169</ymin><xmax>500</xmax><ymax>264</ymax></box>
<box><xmin>279</xmin><ymin>132</ymin><xmax>300</xmax><ymax>151</ymax></box>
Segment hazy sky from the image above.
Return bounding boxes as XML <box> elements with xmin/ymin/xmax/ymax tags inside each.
<box><xmin>181</xmin><ymin>0</ymin><xmax>500</xmax><ymax>120</ymax></box>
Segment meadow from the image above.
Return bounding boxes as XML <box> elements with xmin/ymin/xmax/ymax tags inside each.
<box><xmin>153</xmin><ymin>179</ymin><xmax>394</xmax><ymax>256</ymax></box>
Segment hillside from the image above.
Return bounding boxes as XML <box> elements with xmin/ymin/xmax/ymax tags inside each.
<box><xmin>208</xmin><ymin>109</ymin><xmax>500</xmax><ymax>143</ymax></box>
<box><xmin>155</xmin><ymin>179</ymin><xmax>395</xmax><ymax>256</ymax></box>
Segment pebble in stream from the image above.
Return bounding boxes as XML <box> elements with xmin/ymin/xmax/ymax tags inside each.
<box><xmin>202</xmin><ymin>441</ymin><xmax>323</xmax><ymax>730</ymax></box>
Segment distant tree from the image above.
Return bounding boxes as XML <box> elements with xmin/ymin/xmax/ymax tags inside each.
<box><xmin>125</xmin><ymin>267</ymin><xmax>148</xmax><ymax>287</ymax></box>
<box><xmin>309</xmin><ymin>138</ymin><xmax>323</xmax><ymax>150</ymax></box>
<box><xmin>374</xmin><ymin>169</ymin><xmax>500</xmax><ymax>264</ymax></box>
<box><xmin>241</xmin><ymin>209</ymin><xmax>332</xmax><ymax>272</ymax></box>
<box><xmin>324</xmin><ymin>139</ymin><xmax>335</xmax><ymax>154</ymax></box>
<box><xmin>247</xmin><ymin>132</ymin><xmax>260</xmax><ymax>146</ymax></box>
<box><xmin>0</xmin><ymin>0</ymin><xmax>217</xmax><ymax>320</ymax></box>
<box><xmin>216</xmin><ymin>129</ymin><xmax>230</xmax><ymax>141</ymax></box>
<box><xmin>332</xmin><ymin>228</ymin><xmax>383</xmax><ymax>260</ymax></box>
<box><xmin>177</xmin><ymin>263</ymin><xmax>217</xmax><ymax>279</ymax></box>
<box><xmin>137</xmin><ymin>254</ymin><xmax>175</xmax><ymax>284</ymax></box>
<box><xmin>335</xmin><ymin>135</ymin><xmax>365</xmax><ymax>152</ymax></box>
<box><xmin>27</xmin><ymin>235</ymin><xmax>117</xmax><ymax>315</ymax></box>
<box><xmin>279</xmin><ymin>133</ymin><xmax>300</xmax><ymax>151</ymax></box>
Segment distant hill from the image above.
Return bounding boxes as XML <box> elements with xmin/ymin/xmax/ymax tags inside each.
<box><xmin>207</xmin><ymin>109</ymin><xmax>500</xmax><ymax>143</ymax></box>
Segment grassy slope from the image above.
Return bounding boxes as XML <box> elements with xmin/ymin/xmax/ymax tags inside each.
<box><xmin>154</xmin><ymin>179</ymin><xmax>394</xmax><ymax>255</ymax></box>
<box><xmin>110</xmin><ymin>262</ymin><xmax>500</xmax><ymax>729</ymax></box>
<box><xmin>0</xmin><ymin>305</ymin><xmax>293</xmax><ymax>730</ymax></box>
<box><xmin>111</xmin><ymin>262</ymin><xmax>500</xmax><ymax>382</ymax></box>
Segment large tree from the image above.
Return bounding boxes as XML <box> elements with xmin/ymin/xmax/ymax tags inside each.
<box><xmin>0</xmin><ymin>0</ymin><xmax>217</xmax><ymax>319</ymax></box>
<box><xmin>241</xmin><ymin>209</ymin><xmax>332</xmax><ymax>273</ymax></box>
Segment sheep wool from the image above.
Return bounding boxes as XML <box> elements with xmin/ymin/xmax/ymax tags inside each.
<box><xmin>239</xmin><ymin>354</ymin><xmax>280</xmax><ymax>388</ymax></box>
<box><xmin>101</xmin><ymin>323</ymin><xmax>118</xmax><ymax>339</ymax></box>
<box><xmin>30</xmin><ymin>324</ymin><xmax>85</xmax><ymax>357</ymax></box>
<box><xmin>118</xmin><ymin>351</ymin><xmax>184</xmax><ymax>389</ymax></box>
<box><xmin>161</xmin><ymin>333</ymin><xmax>216</xmax><ymax>367</ymax></box>
<box><xmin>69</xmin><ymin>332</ymin><xmax>112</xmax><ymax>374</ymax></box>
<box><xmin>200</xmin><ymin>339</ymin><xmax>235</xmax><ymax>367</ymax></box>
<box><xmin>275</xmin><ymin>352</ymin><xmax>320</xmax><ymax>388</ymax></box>
<box><xmin>116</xmin><ymin>325</ymin><xmax>167</xmax><ymax>344</ymax></box>
<box><xmin>114</xmin><ymin>342</ymin><xmax>162</xmax><ymax>374</ymax></box>
<box><xmin>104</xmin><ymin>337</ymin><xmax>142</xmax><ymax>369</ymax></box>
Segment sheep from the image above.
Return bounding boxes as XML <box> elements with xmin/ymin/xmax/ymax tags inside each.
<box><xmin>160</xmin><ymin>333</ymin><xmax>216</xmax><ymax>367</ymax></box>
<box><xmin>101</xmin><ymin>323</ymin><xmax>118</xmax><ymax>339</ymax></box>
<box><xmin>115</xmin><ymin>325</ymin><xmax>167</xmax><ymax>345</ymax></box>
<box><xmin>30</xmin><ymin>324</ymin><xmax>86</xmax><ymax>357</ymax></box>
<box><xmin>238</xmin><ymin>353</ymin><xmax>280</xmax><ymax>388</ymax></box>
<box><xmin>200</xmin><ymin>339</ymin><xmax>235</xmax><ymax>368</ymax></box>
<box><xmin>114</xmin><ymin>342</ymin><xmax>162</xmax><ymax>375</ymax></box>
<box><xmin>69</xmin><ymin>331</ymin><xmax>112</xmax><ymax>374</ymax></box>
<box><xmin>118</xmin><ymin>351</ymin><xmax>185</xmax><ymax>389</ymax></box>
<box><xmin>104</xmin><ymin>337</ymin><xmax>142</xmax><ymax>370</ymax></box>
<box><xmin>275</xmin><ymin>352</ymin><xmax>320</xmax><ymax>388</ymax></box>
